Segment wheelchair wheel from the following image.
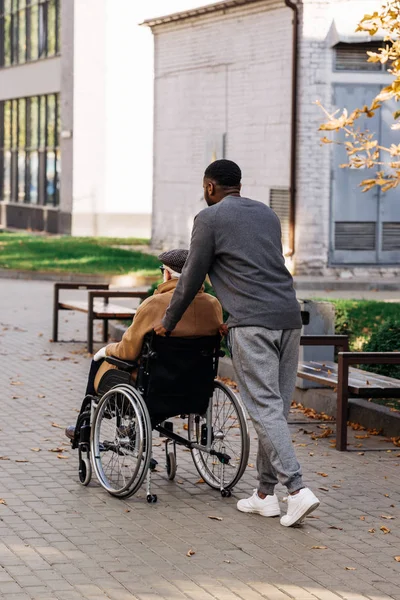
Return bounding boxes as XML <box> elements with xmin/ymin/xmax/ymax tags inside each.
<box><xmin>188</xmin><ymin>380</ymin><xmax>249</xmax><ymax>491</ymax></box>
<box><xmin>166</xmin><ymin>450</ymin><xmax>177</xmax><ymax>481</ymax></box>
<box><xmin>78</xmin><ymin>450</ymin><xmax>92</xmax><ymax>486</ymax></box>
<box><xmin>91</xmin><ymin>385</ymin><xmax>152</xmax><ymax>498</ymax></box>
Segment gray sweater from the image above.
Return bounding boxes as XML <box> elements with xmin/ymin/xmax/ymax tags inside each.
<box><xmin>162</xmin><ymin>195</ymin><xmax>302</xmax><ymax>331</ymax></box>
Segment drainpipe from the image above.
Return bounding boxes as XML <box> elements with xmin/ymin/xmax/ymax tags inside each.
<box><xmin>284</xmin><ymin>0</ymin><xmax>300</xmax><ymax>258</ymax></box>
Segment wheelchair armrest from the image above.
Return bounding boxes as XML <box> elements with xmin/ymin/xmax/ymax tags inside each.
<box><xmin>105</xmin><ymin>356</ymin><xmax>139</xmax><ymax>371</ymax></box>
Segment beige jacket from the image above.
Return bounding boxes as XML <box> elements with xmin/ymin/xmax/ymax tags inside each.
<box><xmin>94</xmin><ymin>279</ymin><xmax>223</xmax><ymax>390</ymax></box>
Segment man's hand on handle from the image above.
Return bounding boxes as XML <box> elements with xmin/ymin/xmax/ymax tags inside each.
<box><xmin>219</xmin><ymin>323</ymin><xmax>228</xmax><ymax>337</ymax></box>
<box><xmin>153</xmin><ymin>323</ymin><xmax>171</xmax><ymax>337</ymax></box>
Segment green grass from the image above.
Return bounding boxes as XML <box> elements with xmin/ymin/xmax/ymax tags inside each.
<box><xmin>318</xmin><ymin>298</ymin><xmax>400</xmax><ymax>351</ymax></box>
<box><xmin>0</xmin><ymin>232</ymin><xmax>160</xmax><ymax>275</ymax></box>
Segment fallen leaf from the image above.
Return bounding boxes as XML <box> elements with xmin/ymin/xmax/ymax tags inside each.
<box><xmin>380</xmin><ymin>526</ymin><xmax>391</xmax><ymax>534</ymax></box>
<box><xmin>311</xmin><ymin>546</ymin><xmax>328</xmax><ymax>550</ymax></box>
<box><xmin>187</xmin><ymin>549</ymin><xmax>196</xmax><ymax>557</ymax></box>
<box><xmin>355</xmin><ymin>434</ymin><xmax>370</xmax><ymax>439</ymax></box>
<box><xmin>368</xmin><ymin>428</ymin><xmax>383</xmax><ymax>436</ymax></box>
<box><xmin>360</xmin><ymin>516</ymin><xmax>366</xmax><ymax>521</ymax></box>
<box><xmin>51</xmin><ymin>423</ymin><xmax>64</xmax><ymax>429</ymax></box>
<box><xmin>332</xmin><ymin>485</ymin><xmax>341</xmax><ymax>489</ymax></box>
<box><xmin>394</xmin><ymin>556</ymin><xmax>400</xmax><ymax>562</ymax></box>
<box><xmin>37</xmin><ymin>394</ymin><xmax>46</xmax><ymax>399</ymax></box>
<box><xmin>306</xmin><ymin>515</ymin><xmax>319</xmax><ymax>519</ymax></box>
<box><xmin>12</xmin><ymin>395</ymin><xmax>21</xmax><ymax>399</ymax></box>
<box><xmin>11</xmin><ymin>381</ymin><xmax>23</xmax><ymax>386</ymax></box>
<box><xmin>0</xmin><ymin>456</ymin><xmax>10</xmax><ymax>460</ymax></box>
<box><xmin>312</xmin><ymin>428</ymin><xmax>334</xmax><ymax>440</ymax></box>
<box><xmin>381</xmin><ymin>515</ymin><xmax>395</xmax><ymax>520</ymax></box>
<box><xmin>0</xmin><ymin>498</ymin><xmax>7</xmax><ymax>505</ymax></box>
<box><xmin>368</xmin><ymin>529</ymin><xmax>375</xmax><ymax>533</ymax></box>
<box><xmin>317</xmin><ymin>472</ymin><xmax>328</xmax><ymax>477</ymax></box>
<box><xmin>57</xmin><ymin>454</ymin><xmax>69</xmax><ymax>460</ymax></box>
<box><xmin>177</xmin><ymin>480</ymin><xmax>184</xmax><ymax>484</ymax></box>
<box><xmin>49</xmin><ymin>447</ymin><xmax>64</xmax><ymax>453</ymax></box>
<box><xmin>223</xmin><ymin>560</ymin><xmax>231</xmax><ymax>564</ymax></box>
<box><xmin>384</xmin><ymin>494</ymin><xmax>390</xmax><ymax>497</ymax></box>
<box><xmin>196</xmin><ymin>478</ymin><xmax>205</xmax><ymax>484</ymax></box>
<box><xmin>30</xmin><ymin>448</ymin><xmax>41</xmax><ymax>452</ymax></box>
<box><xmin>328</xmin><ymin>526</ymin><xmax>343</xmax><ymax>530</ymax></box>
<box><xmin>15</xmin><ymin>459</ymin><xmax>29</xmax><ymax>463</ymax></box>
<box><xmin>319</xmin><ymin>487</ymin><xmax>329</xmax><ymax>492</ymax></box>
<box><xmin>345</xmin><ymin>567</ymin><xmax>356</xmax><ymax>571</ymax></box>
<box><xmin>125</xmin><ymin>509</ymin><xmax>130</xmax><ymax>513</ymax></box>
<box><xmin>248</xmin><ymin>463</ymin><xmax>254</xmax><ymax>468</ymax></box>
<box><xmin>208</xmin><ymin>516</ymin><xmax>223</xmax><ymax>521</ymax></box>
<box><xmin>183</xmin><ymin>423</ymin><xmax>188</xmax><ymax>431</ymax></box>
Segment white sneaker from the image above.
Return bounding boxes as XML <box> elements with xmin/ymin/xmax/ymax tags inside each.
<box><xmin>237</xmin><ymin>490</ymin><xmax>281</xmax><ymax>517</ymax></box>
<box><xmin>280</xmin><ymin>488</ymin><xmax>320</xmax><ymax>527</ymax></box>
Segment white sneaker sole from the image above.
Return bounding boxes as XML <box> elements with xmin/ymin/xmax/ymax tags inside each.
<box><xmin>280</xmin><ymin>500</ymin><xmax>320</xmax><ymax>527</ymax></box>
<box><xmin>237</xmin><ymin>505</ymin><xmax>281</xmax><ymax>517</ymax></box>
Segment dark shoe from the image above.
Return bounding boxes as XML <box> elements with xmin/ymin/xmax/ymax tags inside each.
<box><xmin>65</xmin><ymin>425</ymin><xmax>75</xmax><ymax>440</ymax></box>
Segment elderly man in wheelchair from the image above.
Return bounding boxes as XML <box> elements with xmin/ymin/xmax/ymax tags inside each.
<box><xmin>67</xmin><ymin>249</ymin><xmax>250</xmax><ymax>502</ymax></box>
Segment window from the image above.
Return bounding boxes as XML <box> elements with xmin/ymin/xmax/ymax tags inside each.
<box><xmin>0</xmin><ymin>0</ymin><xmax>60</xmax><ymax>68</ymax></box>
<box><xmin>0</xmin><ymin>93</ymin><xmax>60</xmax><ymax>206</ymax></box>
<box><xmin>334</xmin><ymin>42</ymin><xmax>390</xmax><ymax>72</ymax></box>
<box><xmin>270</xmin><ymin>188</ymin><xmax>290</xmax><ymax>252</ymax></box>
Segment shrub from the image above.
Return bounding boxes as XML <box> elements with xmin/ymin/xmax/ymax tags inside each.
<box><xmin>362</xmin><ymin>321</ymin><xmax>400</xmax><ymax>379</ymax></box>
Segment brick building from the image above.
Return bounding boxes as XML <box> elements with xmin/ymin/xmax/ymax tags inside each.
<box><xmin>145</xmin><ymin>0</ymin><xmax>400</xmax><ymax>275</ymax></box>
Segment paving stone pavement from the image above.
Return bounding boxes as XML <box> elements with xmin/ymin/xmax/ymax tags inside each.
<box><xmin>1</xmin><ymin>278</ymin><xmax>400</xmax><ymax>600</ymax></box>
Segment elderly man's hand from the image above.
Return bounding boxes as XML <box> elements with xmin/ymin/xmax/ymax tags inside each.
<box><xmin>219</xmin><ymin>323</ymin><xmax>229</xmax><ymax>337</ymax></box>
<box><xmin>154</xmin><ymin>323</ymin><xmax>171</xmax><ymax>337</ymax></box>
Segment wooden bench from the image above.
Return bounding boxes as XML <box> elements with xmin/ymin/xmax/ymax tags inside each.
<box><xmin>298</xmin><ymin>336</ymin><xmax>400</xmax><ymax>451</ymax></box>
<box><xmin>52</xmin><ymin>283</ymin><xmax>149</xmax><ymax>353</ymax></box>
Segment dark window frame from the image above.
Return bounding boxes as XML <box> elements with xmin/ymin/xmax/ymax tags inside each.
<box><xmin>0</xmin><ymin>0</ymin><xmax>60</xmax><ymax>68</ymax></box>
<box><xmin>0</xmin><ymin>92</ymin><xmax>60</xmax><ymax>207</ymax></box>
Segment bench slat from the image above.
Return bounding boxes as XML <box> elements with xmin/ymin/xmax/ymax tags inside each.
<box><xmin>298</xmin><ymin>360</ymin><xmax>400</xmax><ymax>397</ymax></box>
<box><xmin>60</xmin><ymin>300</ymin><xmax>137</xmax><ymax>319</ymax></box>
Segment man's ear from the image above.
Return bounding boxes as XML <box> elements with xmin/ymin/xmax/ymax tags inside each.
<box><xmin>208</xmin><ymin>181</ymin><xmax>215</xmax><ymax>197</ymax></box>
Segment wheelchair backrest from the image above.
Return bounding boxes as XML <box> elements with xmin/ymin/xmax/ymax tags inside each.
<box><xmin>138</xmin><ymin>333</ymin><xmax>220</xmax><ymax>409</ymax></box>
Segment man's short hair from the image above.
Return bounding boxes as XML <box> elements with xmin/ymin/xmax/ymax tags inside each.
<box><xmin>204</xmin><ymin>159</ymin><xmax>241</xmax><ymax>188</ymax></box>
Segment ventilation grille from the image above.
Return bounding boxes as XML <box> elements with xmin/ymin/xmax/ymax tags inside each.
<box><xmin>335</xmin><ymin>222</ymin><xmax>376</xmax><ymax>251</ymax></box>
<box><xmin>270</xmin><ymin>188</ymin><xmax>290</xmax><ymax>248</ymax></box>
<box><xmin>382</xmin><ymin>222</ymin><xmax>400</xmax><ymax>251</ymax></box>
<box><xmin>335</xmin><ymin>42</ymin><xmax>386</xmax><ymax>72</ymax></box>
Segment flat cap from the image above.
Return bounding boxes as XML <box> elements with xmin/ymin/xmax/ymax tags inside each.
<box><xmin>158</xmin><ymin>248</ymin><xmax>189</xmax><ymax>274</ymax></box>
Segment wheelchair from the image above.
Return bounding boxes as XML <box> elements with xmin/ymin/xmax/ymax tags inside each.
<box><xmin>72</xmin><ymin>333</ymin><xmax>250</xmax><ymax>503</ymax></box>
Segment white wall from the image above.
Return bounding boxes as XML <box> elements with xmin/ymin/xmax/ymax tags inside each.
<box><xmin>72</xmin><ymin>0</ymin><xmax>218</xmax><ymax>237</ymax></box>
<box><xmin>151</xmin><ymin>1</ymin><xmax>292</xmax><ymax>249</ymax></box>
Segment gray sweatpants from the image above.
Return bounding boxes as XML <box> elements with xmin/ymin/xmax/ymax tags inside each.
<box><xmin>228</xmin><ymin>326</ymin><xmax>303</xmax><ymax>495</ymax></box>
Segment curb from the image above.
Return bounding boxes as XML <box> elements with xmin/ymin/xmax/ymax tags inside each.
<box><xmin>0</xmin><ymin>268</ymin><xmax>159</xmax><ymax>287</ymax></box>
<box><xmin>294</xmin><ymin>278</ymin><xmax>400</xmax><ymax>291</ymax></box>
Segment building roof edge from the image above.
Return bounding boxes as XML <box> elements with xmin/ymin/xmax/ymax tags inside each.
<box><xmin>141</xmin><ymin>0</ymin><xmax>269</xmax><ymax>28</ymax></box>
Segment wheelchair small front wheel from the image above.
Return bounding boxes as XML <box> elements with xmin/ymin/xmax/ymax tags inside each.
<box><xmin>78</xmin><ymin>455</ymin><xmax>92</xmax><ymax>486</ymax></box>
<box><xmin>147</xmin><ymin>494</ymin><xmax>158</xmax><ymax>503</ymax></box>
<box><xmin>166</xmin><ymin>451</ymin><xmax>177</xmax><ymax>481</ymax></box>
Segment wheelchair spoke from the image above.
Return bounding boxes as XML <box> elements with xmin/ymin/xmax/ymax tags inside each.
<box><xmin>189</xmin><ymin>380</ymin><xmax>249</xmax><ymax>490</ymax></box>
<box><xmin>91</xmin><ymin>387</ymin><xmax>151</xmax><ymax>497</ymax></box>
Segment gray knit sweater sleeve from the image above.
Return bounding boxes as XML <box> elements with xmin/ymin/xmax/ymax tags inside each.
<box><xmin>162</xmin><ymin>210</ymin><xmax>215</xmax><ymax>332</ymax></box>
